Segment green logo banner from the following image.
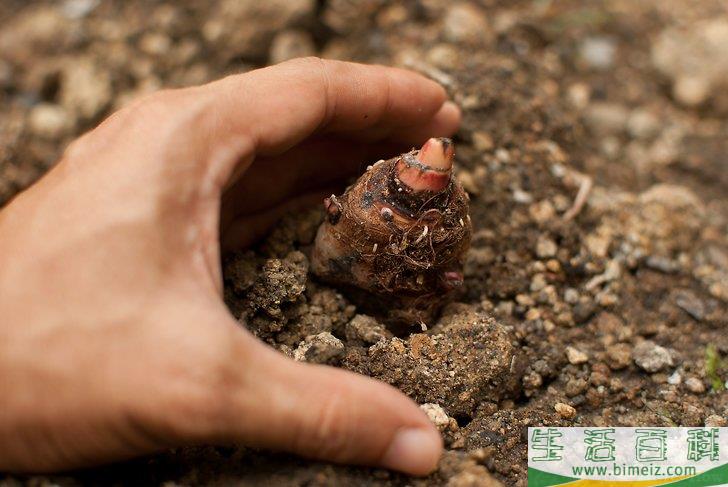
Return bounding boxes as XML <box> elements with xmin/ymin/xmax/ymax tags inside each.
<box><xmin>528</xmin><ymin>427</ymin><xmax>728</xmax><ymax>486</ymax></box>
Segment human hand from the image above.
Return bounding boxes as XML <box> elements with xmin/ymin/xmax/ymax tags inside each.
<box><xmin>0</xmin><ymin>58</ymin><xmax>460</xmax><ymax>475</ymax></box>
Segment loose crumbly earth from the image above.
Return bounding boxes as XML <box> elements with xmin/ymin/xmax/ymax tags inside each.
<box><xmin>1</xmin><ymin>1</ymin><xmax>727</xmax><ymax>486</ymax></box>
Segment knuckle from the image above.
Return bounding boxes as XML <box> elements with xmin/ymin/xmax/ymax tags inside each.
<box><xmin>127</xmin><ymin>89</ymin><xmax>177</xmax><ymax>119</ymax></box>
<box><xmin>282</xmin><ymin>56</ymin><xmax>340</xmax><ymax>83</ymax></box>
<box><xmin>283</xmin><ymin>56</ymin><xmax>338</xmax><ymax>125</ymax></box>
<box><xmin>61</xmin><ymin>89</ymin><xmax>181</xmax><ymax>161</ymax></box>
<box><xmin>285</xmin><ymin>55</ymin><xmax>326</xmax><ymax>69</ymax></box>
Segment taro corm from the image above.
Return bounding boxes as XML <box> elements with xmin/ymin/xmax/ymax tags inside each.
<box><xmin>311</xmin><ymin>138</ymin><xmax>472</xmax><ymax>331</ymax></box>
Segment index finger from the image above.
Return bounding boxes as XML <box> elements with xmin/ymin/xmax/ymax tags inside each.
<box><xmin>205</xmin><ymin>57</ymin><xmax>453</xmax><ymax>158</ymax></box>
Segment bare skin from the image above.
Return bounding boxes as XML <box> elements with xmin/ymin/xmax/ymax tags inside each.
<box><xmin>0</xmin><ymin>58</ymin><xmax>460</xmax><ymax>475</ymax></box>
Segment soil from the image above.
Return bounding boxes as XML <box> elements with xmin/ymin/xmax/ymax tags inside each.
<box><xmin>1</xmin><ymin>1</ymin><xmax>727</xmax><ymax>486</ymax></box>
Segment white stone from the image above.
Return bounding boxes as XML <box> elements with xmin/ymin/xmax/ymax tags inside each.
<box><xmin>566</xmin><ymin>346</ymin><xmax>589</xmax><ymax>365</ymax></box>
<box><xmin>28</xmin><ymin>103</ymin><xmax>72</xmax><ymax>139</ymax></box>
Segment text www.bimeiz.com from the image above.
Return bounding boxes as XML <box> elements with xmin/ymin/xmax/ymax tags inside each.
<box><xmin>571</xmin><ymin>464</ymin><xmax>697</xmax><ymax>477</ymax></box>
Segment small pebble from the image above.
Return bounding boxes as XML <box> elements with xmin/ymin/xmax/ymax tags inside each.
<box><xmin>61</xmin><ymin>0</ymin><xmax>99</xmax><ymax>19</ymax></box>
<box><xmin>420</xmin><ymin>403</ymin><xmax>457</xmax><ymax>432</ymax></box>
<box><xmin>627</xmin><ymin>108</ymin><xmax>660</xmax><ymax>139</ymax></box>
<box><xmin>579</xmin><ymin>36</ymin><xmax>616</xmax><ymax>70</ymax></box>
<box><xmin>543</xmin><ymin>320</ymin><xmax>556</xmax><ymax>332</ymax></box>
<box><xmin>566</xmin><ymin>346</ymin><xmax>589</xmax><ymax>365</ymax></box>
<box><xmin>585</xmin><ymin>233</ymin><xmax>611</xmax><ymax>258</ymax></box>
<box><xmin>139</xmin><ymin>32</ymin><xmax>172</xmax><ymax>56</ymax></box>
<box><xmin>529</xmin><ymin>200</ymin><xmax>556</xmax><ymax>223</ymax></box>
<box><xmin>667</xmin><ymin>370</ymin><xmax>682</xmax><ymax>385</ymax></box>
<box><xmin>60</xmin><ymin>57</ymin><xmax>112</xmax><ymax>120</ymax></box>
<box><xmin>646</xmin><ymin>256</ymin><xmax>680</xmax><ymax>273</ymax></box>
<box><xmin>633</xmin><ymin>340</ymin><xmax>674</xmax><ymax>373</ymax></box>
<box><xmin>674</xmin><ymin>289</ymin><xmax>706</xmax><ymax>321</ymax></box>
<box><xmin>513</xmin><ymin>188</ymin><xmax>533</xmax><ymax>204</ymax></box>
<box><xmin>29</xmin><ymin>103</ymin><xmax>72</xmax><ymax>139</ymax></box>
<box><xmin>536</xmin><ymin>236</ymin><xmax>557</xmax><ymax>259</ymax></box>
<box><xmin>525</xmin><ymin>308</ymin><xmax>541</xmax><ymax>321</ymax></box>
<box><xmin>523</xmin><ymin>371</ymin><xmax>543</xmax><ymax>389</ymax></box>
<box><xmin>565</xmin><ymin>378</ymin><xmax>588</xmax><ymax>397</ymax></box>
<box><xmin>495</xmin><ymin>148</ymin><xmax>511</xmax><ymax>163</ymax></box>
<box><xmin>345</xmin><ymin>314</ymin><xmax>389</xmax><ymax>346</ymax></box>
<box><xmin>426</xmin><ymin>44</ymin><xmax>461</xmax><ymax>70</ymax></box>
<box><xmin>457</xmin><ymin>166</ymin><xmax>487</xmax><ymax>195</ymax></box>
<box><xmin>472</xmin><ymin>131</ymin><xmax>494</xmax><ymax>151</ymax></box>
<box><xmin>443</xmin><ymin>3</ymin><xmax>491</xmax><ymax>44</ymax></box>
<box><xmin>684</xmin><ymin>377</ymin><xmax>705</xmax><ymax>394</ymax></box>
<box><xmin>468</xmin><ymin>446</ymin><xmax>495</xmax><ymax>462</ymax></box>
<box><xmin>564</xmin><ymin>288</ymin><xmax>580</xmax><ymax>304</ymax></box>
<box><xmin>651</xmin><ymin>20</ymin><xmax>728</xmax><ymax>108</ymax></box>
<box><xmin>555</xmin><ymin>402</ymin><xmax>576</xmax><ymax>419</ymax></box>
<box><xmin>606</xmin><ymin>343</ymin><xmax>632</xmax><ymax>370</ymax></box>
<box><xmin>567</xmin><ymin>83</ymin><xmax>591</xmax><ymax>108</ymax></box>
<box><xmin>516</xmin><ymin>294</ymin><xmax>535</xmax><ymax>307</ymax></box>
<box><xmin>585</xmin><ymin>102</ymin><xmax>629</xmax><ymax>135</ymax></box>
<box><xmin>705</xmin><ymin>414</ymin><xmax>727</xmax><ymax>427</ymax></box>
<box><xmin>293</xmin><ymin>332</ymin><xmax>344</xmax><ymax>364</ymax></box>
<box><xmin>530</xmin><ymin>273</ymin><xmax>547</xmax><ymax>292</ymax></box>
<box><xmin>573</xmin><ymin>300</ymin><xmax>597</xmax><ymax>324</ymax></box>
<box><xmin>673</xmin><ymin>76</ymin><xmax>710</xmax><ymax>107</ymax></box>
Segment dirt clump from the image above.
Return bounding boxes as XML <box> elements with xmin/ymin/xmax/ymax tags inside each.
<box><xmin>343</xmin><ymin>308</ymin><xmax>523</xmax><ymax>419</ymax></box>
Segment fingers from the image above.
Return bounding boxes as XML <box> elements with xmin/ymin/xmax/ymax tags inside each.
<box><xmin>333</xmin><ymin>100</ymin><xmax>462</xmax><ymax>144</ymax></box>
<box><xmin>56</xmin><ymin>59</ymin><xmax>458</xmax><ymax>214</ymax></box>
<box><xmin>388</xmin><ymin>101</ymin><xmax>462</xmax><ymax>147</ymax></box>
<box><xmin>220</xmin><ymin>101</ymin><xmax>460</xmax><ymax>236</ymax></box>
<box><xmin>217</xmin><ymin>331</ymin><xmax>442</xmax><ymax>476</ymax></box>
<box><xmin>220</xmin><ymin>137</ymin><xmax>365</xmax><ymax>224</ymax></box>
<box><xmin>201</xmin><ymin>58</ymin><xmax>455</xmax><ymax>181</ymax></box>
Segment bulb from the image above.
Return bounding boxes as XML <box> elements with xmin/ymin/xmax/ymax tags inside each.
<box><xmin>310</xmin><ymin>138</ymin><xmax>472</xmax><ymax>330</ymax></box>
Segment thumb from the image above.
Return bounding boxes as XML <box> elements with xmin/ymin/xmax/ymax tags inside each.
<box><xmin>221</xmin><ymin>331</ymin><xmax>443</xmax><ymax>476</ymax></box>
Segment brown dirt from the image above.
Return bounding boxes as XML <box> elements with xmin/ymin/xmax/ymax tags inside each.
<box><xmin>1</xmin><ymin>1</ymin><xmax>727</xmax><ymax>486</ymax></box>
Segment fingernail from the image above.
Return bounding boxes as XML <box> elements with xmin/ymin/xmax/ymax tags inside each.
<box><xmin>442</xmin><ymin>100</ymin><xmax>462</xmax><ymax>119</ymax></box>
<box><xmin>380</xmin><ymin>427</ymin><xmax>443</xmax><ymax>476</ymax></box>
<box><xmin>438</xmin><ymin>101</ymin><xmax>462</xmax><ymax>137</ymax></box>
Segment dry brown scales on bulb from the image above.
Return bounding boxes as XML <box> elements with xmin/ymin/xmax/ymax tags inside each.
<box><xmin>311</xmin><ymin>137</ymin><xmax>472</xmax><ymax>331</ymax></box>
